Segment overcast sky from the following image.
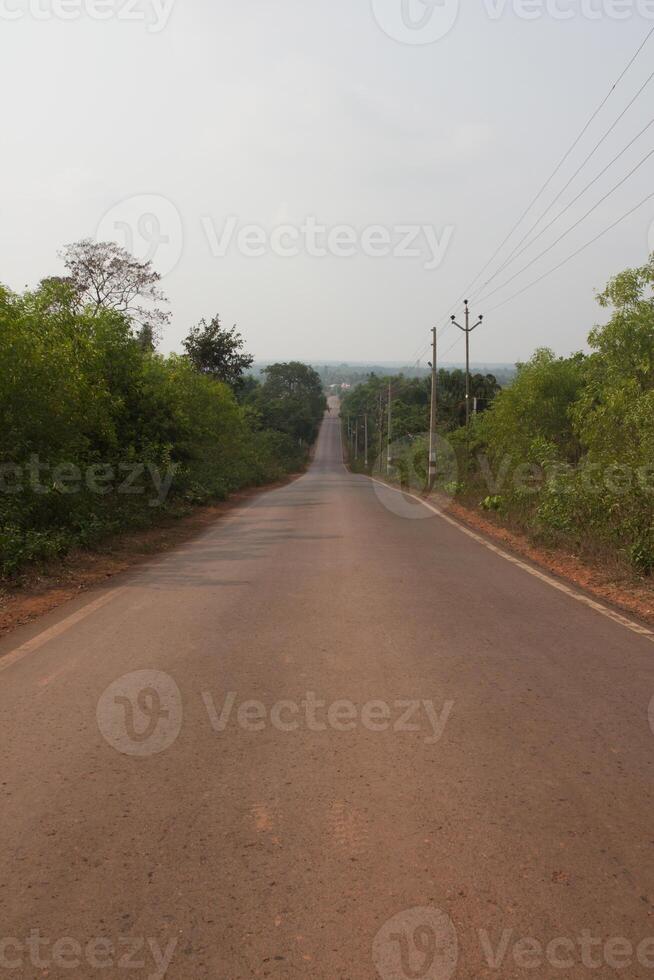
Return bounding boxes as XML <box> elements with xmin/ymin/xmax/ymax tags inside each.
<box><xmin>2</xmin><ymin>0</ymin><xmax>653</xmax><ymax>365</ymax></box>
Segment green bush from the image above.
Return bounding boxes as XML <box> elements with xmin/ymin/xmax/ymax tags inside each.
<box><xmin>468</xmin><ymin>257</ymin><xmax>654</xmax><ymax>572</ymax></box>
<box><xmin>0</xmin><ymin>280</ymin><xmax>314</xmax><ymax>577</ymax></box>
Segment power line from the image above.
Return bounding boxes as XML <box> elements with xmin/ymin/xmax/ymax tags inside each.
<box><xmin>410</xmin><ymin>318</ymin><xmax>457</xmax><ymax>369</ymax></box>
<box><xmin>464</xmin><ymin>26</ymin><xmax>654</xmax><ymax>293</ymax></box>
<box><xmin>409</xmin><ymin>26</ymin><xmax>654</xmax><ymax>361</ymax></box>
<box><xmin>404</xmin><ymin>28</ymin><xmax>654</xmax><ymax>375</ymax></box>
<box><xmin>470</xmin><ymin>69</ymin><xmax>654</xmax><ymax>296</ymax></box>
<box><xmin>483</xmin><ymin>189</ymin><xmax>654</xmax><ymax>315</ymax></box>
<box><xmin>476</xmin><ymin>146</ymin><xmax>654</xmax><ymax>304</ymax></box>
<box><xmin>469</xmin><ymin>113</ymin><xmax>654</xmax><ymax>294</ymax></box>
<box><xmin>440</xmin><ymin>332</ymin><xmax>463</xmax><ymax>363</ymax></box>
<box><xmin>406</xmin><ymin>319</ymin><xmax>451</xmax><ymax>367</ymax></box>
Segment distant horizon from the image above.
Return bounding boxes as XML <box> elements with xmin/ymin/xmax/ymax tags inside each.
<box><xmin>252</xmin><ymin>359</ymin><xmax>518</xmax><ymax>368</ymax></box>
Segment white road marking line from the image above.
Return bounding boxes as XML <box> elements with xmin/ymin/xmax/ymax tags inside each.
<box><xmin>368</xmin><ymin>476</ymin><xmax>654</xmax><ymax>644</ymax></box>
<box><xmin>0</xmin><ymin>587</ymin><xmax>127</xmax><ymax>675</ymax></box>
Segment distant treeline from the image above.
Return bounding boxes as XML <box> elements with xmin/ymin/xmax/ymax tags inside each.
<box><xmin>314</xmin><ymin>361</ymin><xmax>516</xmax><ymax>389</ymax></box>
<box><xmin>0</xmin><ymin>240</ymin><xmax>325</xmax><ymax>576</ymax></box>
<box><xmin>341</xmin><ymin>367</ymin><xmax>502</xmax><ymax>448</ymax></box>
<box><xmin>342</xmin><ymin>257</ymin><xmax>654</xmax><ymax>575</ymax></box>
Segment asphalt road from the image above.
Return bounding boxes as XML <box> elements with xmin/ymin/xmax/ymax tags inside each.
<box><xmin>2</xmin><ymin>403</ymin><xmax>654</xmax><ymax>979</ymax></box>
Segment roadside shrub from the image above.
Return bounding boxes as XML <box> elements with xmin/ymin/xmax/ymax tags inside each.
<box><xmin>0</xmin><ymin>281</ymin><xmax>314</xmax><ymax>577</ymax></box>
<box><xmin>395</xmin><ymin>258</ymin><xmax>654</xmax><ymax>575</ymax></box>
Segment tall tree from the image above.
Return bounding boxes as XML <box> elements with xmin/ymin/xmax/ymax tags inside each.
<box><xmin>58</xmin><ymin>239</ymin><xmax>169</xmax><ymax>341</ymax></box>
<box><xmin>251</xmin><ymin>362</ymin><xmax>326</xmax><ymax>443</ymax></box>
<box><xmin>183</xmin><ymin>315</ymin><xmax>254</xmax><ymax>388</ymax></box>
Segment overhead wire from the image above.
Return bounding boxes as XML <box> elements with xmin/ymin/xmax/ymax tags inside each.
<box><xmin>405</xmin><ymin>26</ymin><xmax>654</xmax><ymax>362</ymax></box>
<box><xmin>468</xmin><ymin>69</ymin><xmax>654</xmax><ymax>299</ymax></box>
<box><xmin>484</xmin><ymin>189</ymin><xmax>654</xmax><ymax>315</ymax></box>
<box><xmin>475</xmin><ymin>147</ymin><xmax>654</xmax><ymax>304</ymax></box>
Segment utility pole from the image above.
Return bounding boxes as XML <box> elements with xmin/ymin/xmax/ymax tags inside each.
<box><xmin>354</xmin><ymin>417</ymin><xmax>359</xmax><ymax>460</ymax></box>
<box><xmin>451</xmin><ymin>300</ymin><xmax>483</xmax><ymax>430</ymax></box>
<box><xmin>378</xmin><ymin>391</ymin><xmax>384</xmax><ymax>473</ymax></box>
<box><xmin>386</xmin><ymin>380</ymin><xmax>392</xmax><ymax>476</ymax></box>
<box><xmin>428</xmin><ymin>326</ymin><xmax>438</xmax><ymax>491</ymax></box>
<box><xmin>364</xmin><ymin>412</ymin><xmax>368</xmax><ymax>469</ymax></box>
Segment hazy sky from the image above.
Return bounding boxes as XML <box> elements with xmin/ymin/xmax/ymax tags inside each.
<box><xmin>2</xmin><ymin>1</ymin><xmax>653</xmax><ymax>365</ymax></box>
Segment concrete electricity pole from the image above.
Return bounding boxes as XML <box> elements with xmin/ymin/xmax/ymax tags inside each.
<box><xmin>428</xmin><ymin>326</ymin><xmax>438</xmax><ymax>491</ymax></box>
<box><xmin>364</xmin><ymin>412</ymin><xmax>368</xmax><ymax>469</ymax></box>
<box><xmin>378</xmin><ymin>392</ymin><xmax>384</xmax><ymax>473</ymax></box>
<box><xmin>386</xmin><ymin>380</ymin><xmax>392</xmax><ymax>476</ymax></box>
<box><xmin>451</xmin><ymin>300</ymin><xmax>483</xmax><ymax>429</ymax></box>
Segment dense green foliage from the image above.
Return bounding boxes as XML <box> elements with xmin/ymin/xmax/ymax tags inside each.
<box><xmin>0</xmin><ymin>274</ymin><xmax>323</xmax><ymax>577</ymax></box>
<box><xmin>340</xmin><ymin>368</ymin><xmax>501</xmax><ymax>472</ymax></box>
<box><xmin>470</xmin><ymin>259</ymin><xmax>654</xmax><ymax>572</ymax></box>
<box><xmin>477</xmin><ymin>256</ymin><xmax>654</xmax><ymax>573</ymax></box>
<box><xmin>247</xmin><ymin>362</ymin><xmax>326</xmax><ymax>444</ymax></box>
<box><xmin>183</xmin><ymin>315</ymin><xmax>254</xmax><ymax>387</ymax></box>
<box><xmin>473</xmin><ymin>349</ymin><xmax>585</xmax><ymax>466</ymax></box>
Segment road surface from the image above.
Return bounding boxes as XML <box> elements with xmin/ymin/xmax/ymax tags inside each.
<box><xmin>2</xmin><ymin>404</ymin><xmax>654</xmax><ymax>979</ymax></box>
